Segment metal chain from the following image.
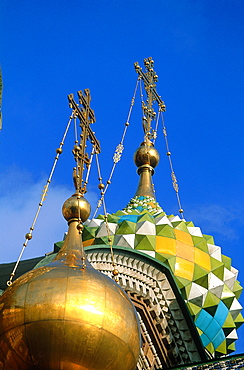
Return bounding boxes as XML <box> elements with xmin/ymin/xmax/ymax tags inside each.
<box><xmin>161</xmin><ymin>113</ymin><xmax>184</xmax><ymax>219</ymax></box>
<box><xmin>95</xmin><ymin>153</ymin><xmax>119</xmax><ymax>282</ymax></box>
<box><xmin>92</xmin><ymin>78</ymin><xmax>139</xmax><ymax>218</ymax></box>
<box><xmin>6</xmin><ymin>115</ymin><xmax>74</xmax><ymax>286</ymax></box>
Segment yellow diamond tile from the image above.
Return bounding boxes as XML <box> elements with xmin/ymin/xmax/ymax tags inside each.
<box><xmin>194</xmin><ymin>248</ymin><xmax>211</xmax><ymax>271</ymax></box>
<box><xmin>155</xmin><ymin>236</ymin><xmax>176</xmax><ymax>255</ymax></box>
<box><xmin>174</xmin><ymin>257</ymin><xmax>194</xmax><ymax>280</ymax></box>
<box><xmin>176</xmin><ymin>240</ymin><xmax>194</xmax><ymax>262</ymax></box>
<box><xmin>174</xmin><ymin>229</ymin><xmax>193</xmax><ymax>245</ymax></box>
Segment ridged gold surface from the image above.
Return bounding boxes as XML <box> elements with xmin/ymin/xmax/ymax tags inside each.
<box><xmin>0</xmin><ymin>217</ymin><xmax>140</xmax><ymax>369</ymax></box>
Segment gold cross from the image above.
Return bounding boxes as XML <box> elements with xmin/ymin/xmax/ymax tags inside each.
<box><xmin>68</xmin><ymin>89</ymin><xmax>101</xmax><ymax>195</ymax></box>
<box><xmin>134</xmin><ymin>57</ymin><xmax>166</xmax><ymax>142</ymax></box>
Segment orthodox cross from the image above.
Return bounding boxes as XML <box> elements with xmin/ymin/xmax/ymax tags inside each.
<box><xmin>134</xmin><ymin>57</ymin><xmax>166</xmax><ymax>142</ymax></box>
<box><xmin>68</xmin><ymin>89</ymin><xmax>100</xmax><ymax>195</ymax></box>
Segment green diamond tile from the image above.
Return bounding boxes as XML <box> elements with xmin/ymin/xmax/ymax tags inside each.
<box><xmin>215</xmin><ymin>340</ymin><xmax>227</xmax><ymax>355</ymax></box>
<box><xmin>222</xmin><ymin>255</ymin><xmax>232</xmax><ymax>270</ymax></box>
<box><xmin>210</xmin><ymin>258</ymin><xmax>225</xmax><ymax>280</ymax></box>
<box><xmin>155</xmin><ymin>252</ymin><xmax>172</xmax><ymax>264</ymax></box>
<box><xmin>156</xmin><ymin>224</ymin><xmax>176</xmax><ymax>238</ymax></box>
<box><xmin>82</xmin><ymin>226</ymin><xmax>97</xmax><ymax>241</ymax></box>
<box><xmin>186</xmin><ymin>221</ymin><xmax>195</xmax><ymax>227</ymax></box>
<box><xmin>171</xmin><ymin>221</ymin><xmax>189</xmax><ymax>232</ymax></box>
<box><xmin>116</xmin><ymin>220</ymin><xmax>136</xmax><ymax>234</ymax></box>
<box><xmin>97</xmin><ymin>214</ymin><xmax>105</xmax><ymax>220</ymax></box>
<box><xmin>137</xmin><ymin>212</ymin><xmax>155</xmax><ymax>223</ymax></box>
<box><xmin>134</xmin><ymin>234</ymin><xmax>155</xmax><ymax>251</ymax></box>
<box><xmin>203</xmin><ymin>291</ymin><xmax>220</xmax><ymax>315</ymax></box>
<box><xmin>194</xmin><ymin>274</ymin><xmax>209</xmax><ymax>290</ymax></box>
<box><xmin>221</xmin><ymin>285</ymin><xmax>236</xmax><ymax>309</ymax></box>
<box><xmin>233</xmin><ymin>280</ymin><xmax>243</xmax><ymax>299</ymax></box>
<box><xmin>191</xmin><ymin>236</ymin><xmax>209</xmax><ymax>252</ymax></box>
<box><xmin>203</xmin><ymin>234</ymin><xmax>215</xmax><ymax>245</ymax></box>
<box><xmin>107</xmin><ymin>214</ymin><xmax>119</xmax><ymax>223</ymax></box>
<box><xmin>187</xmin><ymin>301</ymin><xmax>202</xmax><ymax>316</ymax></box>
<box><xmin>180</xmin><ymin>282</ymin><xmax>192</xmax><ymax>300</ymax></box>
<box><xmin>234</xmin><ymin>313</ymin><xmax>244</xmax><ymax>329</ymax></box>
<box><xmin>173</xmin><ymin>275</ymin><xmax>190</xmax><ymax>289</ymax></box>
<box><xmin>222</xmin><ymin>296</ymin><xmax>236</xmax><ymax>310</ymax></box>
<box><xmin>222</xmin><ymin>312</ymin><xmax>236</xmax><ymax>335</ymax></box>
<box><xmin>227</xmin><ymin>342</ymin><xmax>236</xmax><ymax>353</ymax></box>
<box><xmin>205</xmin><ymin>342</ymin><xmax>214</xmax><ymax>355</ymax></box>
<box><xmin>193</xmin><ymin>264</ymin><xmax>209</xmax><ymax>281</ymax></box>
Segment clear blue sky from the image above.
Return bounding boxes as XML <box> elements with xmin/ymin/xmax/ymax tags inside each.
<box><xmin>1</xmin><ymin>0</ymin><xmax>244</xmax><ymax>353</ymax></box>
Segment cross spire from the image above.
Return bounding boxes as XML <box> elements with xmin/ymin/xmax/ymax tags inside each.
<box><xmin>134</xmin><ymin>57</ymin><xmax>166</xmax><ymax>143</ymax></box>
<box><xmin>68</xmin><ymin>89</ymin><xmax>101</xmax><ymax>196</ymax></box>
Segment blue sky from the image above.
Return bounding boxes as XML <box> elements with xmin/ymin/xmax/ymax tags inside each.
<box><xmin>1</xmin><ymin>0</ymin><xmax>244</xmax><ymax>353</ymax></box>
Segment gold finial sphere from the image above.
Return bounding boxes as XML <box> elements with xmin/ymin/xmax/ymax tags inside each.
<box><xmin>134</xmin><ymin>142</ymin><xmax>159</xmax><ymax>169</ymax></box>
<box><xmin>62</xmin><ymin>194</ymin><xmax>91</xmax><ymax>223</ymax></box>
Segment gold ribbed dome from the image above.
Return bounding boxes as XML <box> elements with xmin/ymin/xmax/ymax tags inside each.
<box><xmin>0</xmin><ymin>195</ymin><xmax>140</xmax><ymax>369</ymax></box>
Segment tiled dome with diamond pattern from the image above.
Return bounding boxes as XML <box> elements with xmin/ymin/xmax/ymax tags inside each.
<box><xmin>83</xmin><ymin>195</ymin><xmax>244</xmax><ymax>357</ymax></box>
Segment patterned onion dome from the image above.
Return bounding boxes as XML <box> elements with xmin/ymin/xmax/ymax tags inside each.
<box><xmin>82</xmin><ymin>195</ymin><xmax>244</xmax><ymax>357</ymax></box>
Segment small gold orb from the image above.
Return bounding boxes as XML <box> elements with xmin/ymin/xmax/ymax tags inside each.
<box><xmin>134</xmin><ymin>142</ymin><xmax>159</xmax><ymax>168</ymax></box>
<box><xmin>62</xmin><ymin>195</ymin><xmax>91</xmax><ymax>223</ymax></box>
<box><xmin>25</xmin><ymin>233</ymin><xmax>32</xmax><ymax>240</ymax></box>
<box><xmin>56</xmin><ymin>147</ymin><xmax>63</xmax><ymax>154</ymax></box>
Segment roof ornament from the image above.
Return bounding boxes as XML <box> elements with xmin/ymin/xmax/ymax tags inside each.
<box><xmin>133</xmin><ymin>57</ymin><xmax>165</xmax><ymax>200</ymax></box>
<box><xmin>134</xmin><ymin>57</ymin><xmax>166</xmax><ymax>144</ymax></box>
<box><xmin>68</xmin><ymin>89</ymin><xmax>100</xmax><ymax>197</ymax></box>
<box><xmin>1</xmin><ymin>89</ymin><xmax>141</xmax><ymax>370</ymax></box>
<box><xmin>134</xmin><ymin>57</ymin><xmax>184</xmax><ymax>218</ymax></box>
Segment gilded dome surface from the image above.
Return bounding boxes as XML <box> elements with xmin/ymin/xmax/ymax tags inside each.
<box><xmin>0</xmin><ymin>216</ymin><xmax>140</xmax><ymax>370</ymax></box>
<box><xmin>81</xmin><ymin>195</ymin><xmax>244</xmax><ymax>357</ymax></box>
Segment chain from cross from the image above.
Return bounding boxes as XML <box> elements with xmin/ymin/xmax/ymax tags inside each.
<box><xmin>68</xmin><ymin>89</ymin><xmax>101</xmax><ymax>195</ymax></box>
<box><xmin>134</xmin><ymin>57</ymin><xmax>166</xmax><ymax>142</ymax></box>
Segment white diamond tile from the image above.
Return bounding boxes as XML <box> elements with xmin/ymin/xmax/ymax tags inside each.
<box><xmin>86</xmin><ymin>218</ymin><xmax>104</xmax><ymax>227</ymax></box>
<box><xmin>226</xmin><ymin>329</ymin><xmax>238</xmax><ymax>340</ymax></box>
<box><xmin>223</xmin><ymin>267</ymin><xmax>236</xmax><ymax>290</ymax></box>
<box><xmin>114</xmin><ymin>234</ymin><xmax>135</xmax><ymax>249</ymax></box>
<box><xmin>155</xmin><ymin>215</ymin><xmax>172</xmax><ymax>227</ymax></box>
<box><xmin>169</xmin><ymin>215</ymin><xmax>181</xmax><ymax>222</ymax></box>
<box><xmin>229</xmin><ymin>298</ymin><xmax>243</xmax><ymax>320</ymax></box>
<box><xmin>187</xmin><ymin>227</ymin><xmax>203</xmax><ymax>237</ymax></box>
<box><xmin>136</xmin><ymin>221</ymin><xmax>156</xmax><ymax>235</ymax></box>
<box><xmin>96</xmin><ymin>222</ymin><xmax>118</xmax><ymax>237</ymax></box>
<box><xmin>188</xmin><ymin>282</ymin><xmax>208</xmax><ymax>300</ymax></box>
<box><xmin>208</xmin><ymin>244</ymin><xmax>222</xmax><ymax>261</ymax></box>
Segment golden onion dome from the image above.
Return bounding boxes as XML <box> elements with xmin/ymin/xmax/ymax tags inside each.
<box><xmin>0</xmin><ymin>194</ymin><xmax>141</xmax><ymax>370</ymax></box>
